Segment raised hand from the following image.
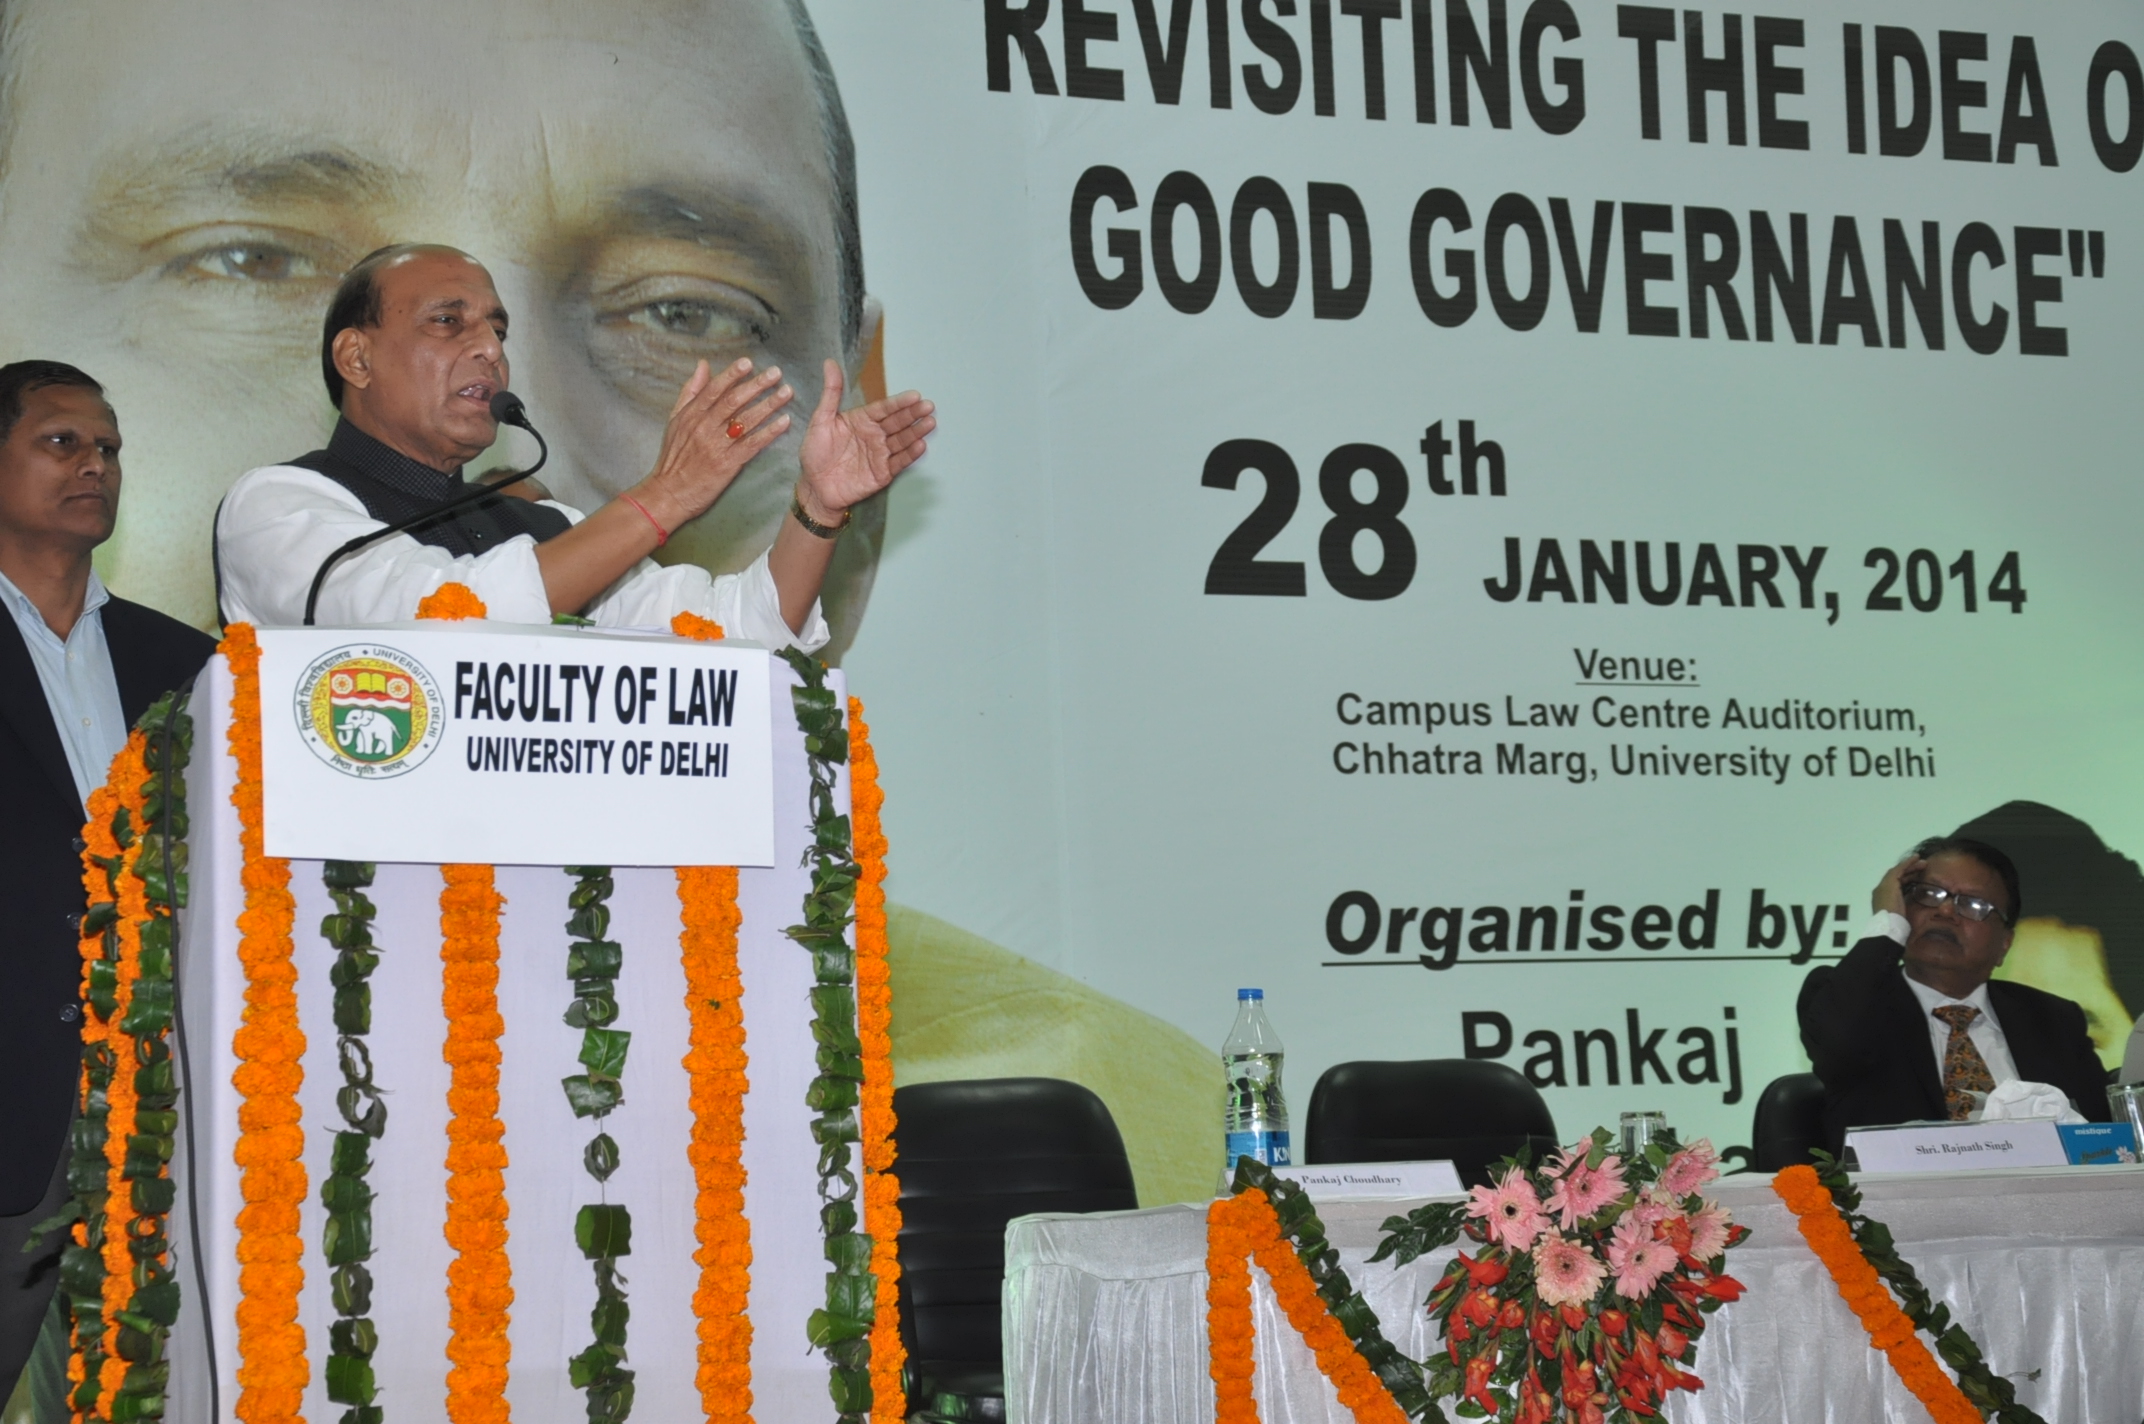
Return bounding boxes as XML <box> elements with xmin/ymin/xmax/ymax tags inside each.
<box><xmin>637</xmin><ymin>358</ymin><xmax>794</xmax><ymax>531</ymax></box>
<box><xmin>794</xmin><ymin>359</ymin><xmax>936</xmax><ymax>524</ymax></box>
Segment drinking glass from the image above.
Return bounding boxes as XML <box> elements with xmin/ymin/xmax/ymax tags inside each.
<box><xmin>1620</xmin><ymin>1110</ymin><xmax>1668</xmax><ymax>1158</ymax></box>
<box><xmin>2108</xmin><ymin>1083</ymin><xmax>2144</xmax><ymax>1161</ymax></box>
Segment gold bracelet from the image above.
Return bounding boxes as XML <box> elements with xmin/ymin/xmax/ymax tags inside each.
<box><xmin>790</xmin><ymin>495</ymin><xmax>848</xmax><ymax>540</ymax></box>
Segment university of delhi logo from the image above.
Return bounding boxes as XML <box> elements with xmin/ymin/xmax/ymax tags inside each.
<box><xmin>295</xmin><ymin>645</ymin><xmax>443</xmax><ymax>778</ymax></box>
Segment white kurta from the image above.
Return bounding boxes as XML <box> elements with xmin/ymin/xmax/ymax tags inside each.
<box><xmin>215</xmin><ymin>464</ymin><xmax>828</xmax><ymax>650</ymax></box>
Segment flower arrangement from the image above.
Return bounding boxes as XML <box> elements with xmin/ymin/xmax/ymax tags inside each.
<box><xmin>1373</xmin><ymin>1131</ymin><xmax>1747</xmax><ymax>1423</ymax></box>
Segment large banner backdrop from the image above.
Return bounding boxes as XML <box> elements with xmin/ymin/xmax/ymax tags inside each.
<box><xmin>819</xmin><ymin>0</ymin><xmax>2144</xmax><ymax>1196</ymax></box>
<box><xmin>40</xmin><ymin>0</ymin><xmax>2143</xmax><ymax>1203</ymax></box>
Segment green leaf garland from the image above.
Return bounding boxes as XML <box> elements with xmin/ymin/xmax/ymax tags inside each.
<box><xmin>776</xmin><ymin>648</ymin><xmax>882</xmax><ymax>1424</ymax></box>
<box><xmin>319</xmin><ymin>859</ymin><xmax>387</xmax><ymax>1423</ymax></box>
<box><xmin>562</xmin><ymin>867</ymin><xmax>635</xmax><ymax>1423</ymax></box>
<box><xmin>50</xmin><ymin>692</ymin><xmax>193</xmax><ymax>1420</ymax></box>
<box><xmin>1804</xmin><ymin>1151</ymin><xmax>2048</xmax><ymax>1424</ymax></box>
<box><xmin>1230</xmin><ymin>1159</ymin><xmax>1446</xmax><ymax>1423</ymax></box>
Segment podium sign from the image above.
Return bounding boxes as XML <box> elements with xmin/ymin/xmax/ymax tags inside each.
<box><xmin>257</xmin><ymin>624</ymin><xmax>776</xmax><ymax>865</ymax></box>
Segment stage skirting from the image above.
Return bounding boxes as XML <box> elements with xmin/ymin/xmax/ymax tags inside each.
<box><xmin>1003</xmin><ymin>1167</ymin><xmax>2144</xmax><ymax>1423</ymax></box>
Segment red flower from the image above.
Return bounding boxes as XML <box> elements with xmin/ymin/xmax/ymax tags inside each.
<box><xmin>1462</xmin><ymin>1355</ymin><xmax>1500</xmax><ymax>1414</ymax></box>
<box><xmin>1657</xmin><ymin>1323</ymin><xmax>1689</xmax><ymax>1359</ymax></box>
<box><xmin>1599</xmin><ymin>1308</ymin><xmax>1628</xmax><ymax>1338</ymax></box>
<box><xmin>1497</xmin><ymin>1300</ymin><xmax>1527</xmax><ymax>1331</ymax></box>
<box><xmin>1560</xmin><ymin>1302</ymin><xmax>1588</xmax><ymax>1330</ymax></box>
<box><xmin>1517</xmin><ymin>1371</ymin><xmax>1557</xmax><ymax>1424</ymax></box>
<box><xmin>1461</xmin><ymin>1251</ymin><xmax>1510</xmax><ymax>1287</ymax></box>
<box><xmin>1700</xmin><ymin>1272</ymin><xmax>1745</xmax><ymax>1302</ymax></box>
<box><xmin>1463</xmin><ymin>1288</ymin><xmax>1501</xmax><ymax>1327</ymax></box>
<box><xmin>1530</xmin><ymin>1311</ymin><xmax>1561</xmax><ymax>1353</ymax></box>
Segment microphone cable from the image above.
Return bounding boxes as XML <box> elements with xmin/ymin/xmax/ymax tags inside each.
<box><xmin>302</xmin><ymin>391</ymin><xmax>548</xmax><ymax>626</ymax></box>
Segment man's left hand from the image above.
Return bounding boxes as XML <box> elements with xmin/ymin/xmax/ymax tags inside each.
<box><xmin>795</xmin><ymin>358</ymin><xmax>935</xmax><ymax>524</ymax></box>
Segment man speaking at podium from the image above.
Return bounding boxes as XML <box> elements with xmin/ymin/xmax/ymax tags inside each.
<box><xmin>215</xmin><ymin>244</ymin><xmax>933</xmax><ymax>633</ymax></box>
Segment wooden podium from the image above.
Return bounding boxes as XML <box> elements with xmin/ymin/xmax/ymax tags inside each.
<box><xmin>88</xmin><ymin>625</ymin><xmax>888</xmax><ymax>1423</ymax></box>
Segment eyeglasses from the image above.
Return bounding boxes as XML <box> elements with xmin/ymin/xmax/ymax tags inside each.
<box><xmin>1903</xmin><ymin>881</ymin><xmax>2006</xmax><ymax>924</ymax></box>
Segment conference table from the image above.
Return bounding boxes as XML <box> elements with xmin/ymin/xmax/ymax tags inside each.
<box><xmin>1002</xmin><ymin>1165</ymin><xmax>2144</xmax><ymax>1422</ymax></box>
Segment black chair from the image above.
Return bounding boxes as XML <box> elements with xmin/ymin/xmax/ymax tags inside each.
<box><xmin>891</xmin><ymin>1078</ymin><xmax>1139</xmax><ymax>1422</ymax></box>
<box><xmin>1751</xmin><ymin>1072</ymin><xmax>1827</xmax><ymax>1171</ymax></box>
<box><xmin>1304</xmin><ymin>1059</ymin><xmax>1559</xmax><ymax>1188</ymax></box>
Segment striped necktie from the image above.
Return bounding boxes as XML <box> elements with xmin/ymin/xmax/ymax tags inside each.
<box><xmin>1932</xmin><ymin>1004</ymin><xmax>1995</xmax><ymax>1121</ymax></box>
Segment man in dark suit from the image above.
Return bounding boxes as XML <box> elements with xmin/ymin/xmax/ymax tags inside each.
<box><xmin>1799</xmin><ymin>836</ymin><xmax>2113</xmax><ymax>1157</ymax></box>
<box><xmin>0</xmin><ymin>362</ymin><xmax>215</xmax><ymax>1410</ymax></box>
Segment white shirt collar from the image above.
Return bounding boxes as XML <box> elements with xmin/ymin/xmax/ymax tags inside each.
<box><xmin>1900</xmin><ymin>966</ymin><xmax>1997</xmax><ymax>1020</ymax></box>
<box><xmin>0</xmin><ymin>564</ymin><xmax>110</xmax><ymax>635</ymax></box>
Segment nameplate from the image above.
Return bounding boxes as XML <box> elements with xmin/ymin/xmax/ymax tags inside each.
<box><xmin>256</xmin><ymin>625</ymin><xmax>774</xmax><ymax>866</ymax></box>
<box><xmin>1846</xmin><ymin>1119</ymin><xmax>2070</xmax><ymax>1173</ymax></box>
<box><xmin>1269</xmin><ymin>1161</ymin><xmax>1466</xmax><ymax>1199</ymax></box>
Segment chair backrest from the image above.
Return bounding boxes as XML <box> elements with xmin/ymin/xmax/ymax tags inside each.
<box><xmin>1751</xmin><ymin>1072</ymin><xmax>1827</xmax><ymax>1171</ymax></box>
<box><xmin>1304</xmin><ymin>1059</ymin><xmax>1560</xmax><ymax>1187</ymax></box>
<box><xmin>891</xmin><ymin>1077</ymin><xmax>1139</xmax><ymax>1375</ymax></box>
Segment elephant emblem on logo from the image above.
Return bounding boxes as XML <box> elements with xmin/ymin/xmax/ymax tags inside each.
<box><xmin>336</xmin><ymin>706</ymin><xmax>400</xmax><ymax>757</ymax></box>
<box><xmin>304</xmin><ymin>650</ymin><xmax>436</xmax><ymax>775</ymax></box>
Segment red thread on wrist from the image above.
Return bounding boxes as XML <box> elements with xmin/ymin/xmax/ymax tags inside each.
<box><xmin>621</xmin><ymin>493</ymin><xmax>669</xmax><ymax>546</ymax></box>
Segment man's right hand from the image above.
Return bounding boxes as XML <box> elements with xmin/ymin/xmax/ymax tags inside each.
<box><xmin>1872</xmin><ymin>854</ymin><xmax>1922</xmax><ymax>915</ymax></box>
<box><xmin>632</xmin><ymin>358</ymin><xmax>795</xmax><ymax>532</ymax></box>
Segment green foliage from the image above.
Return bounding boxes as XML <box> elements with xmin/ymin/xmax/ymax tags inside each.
<box><xmin>778</xmin><ymin>650</ymin><xmax>882</xmax><ymax>1424</ymax></box>
<box><xmin>564</xmin><ymin>867</ymin><xmax>636</xmax><ymax>1422</ymax></box>
<box><xmin>320</xmin><ymin>861</ymin><xmax>384</xmax><ymax>1417</ymax></box>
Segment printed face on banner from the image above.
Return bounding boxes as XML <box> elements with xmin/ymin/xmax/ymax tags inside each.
<box><xmin>0</xmin><ymin>0</ymin><xmax>880</xmax><ymax>649</ymax></box>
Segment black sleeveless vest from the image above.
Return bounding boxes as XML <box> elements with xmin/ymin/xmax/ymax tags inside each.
<box><xmin>289</xmin><ymin>419</ymin><xmax>571</xmax><ymax>557</ymax></box>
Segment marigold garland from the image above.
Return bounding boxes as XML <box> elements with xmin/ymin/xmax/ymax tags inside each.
<box><xmin>670</xmin><ymin>612</ymin><xmax>755</xmax><ymax>1422</ymax></box>
<box><xmin>846</xmin><ymin>698</ymin><xmax>905</xmax><ymax>1424</ymax></box>
<box><xmin>1205</xmin><ymin>1190</ymin><xmax>1410</xmax><ymax>1424</ymax></box>
<box><xmin>70</xmin><ymin>737</ymin><xmax>147</xmax><ymax>1419</ymax></box>
<box><xmin>222</xmin><ymin>622</ymin><xmax>312</xmax><ymax>1423</ymax></box>
<box><xmin>1772</xmin><ymin>1166</ymin><xmax>1978</xmax><ymax>1424</ymax></box>
<box><xmin>420</xmin><ymin>585</ymin><xmax>515</xmax><ymax>1422</ymax></box>
<box><xmin>417</xmin><ymin>581</ymin><xmax>489</xmax><ymax>621</ymax></box>
<box><xmin>1204</xmin><ymin>1197</ymin><xmax>1259</xmax><ymax>1424</ymax></box>
<box><xmin>440</xmin><ymin>863</ymin><xmax>512</xmax><ymax>1422</ymax></box>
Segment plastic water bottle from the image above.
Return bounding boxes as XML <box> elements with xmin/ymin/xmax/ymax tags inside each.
<box><xmin>1222</xmin><ymin>988</ymin><xmax>1290</xmax><ymax>1182</ymax></box>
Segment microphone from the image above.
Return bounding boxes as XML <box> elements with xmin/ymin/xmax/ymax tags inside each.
<box><xmin>301</xmin><ymin>392</ymin><xmax>551</xmax><ymax>626</ymax></box>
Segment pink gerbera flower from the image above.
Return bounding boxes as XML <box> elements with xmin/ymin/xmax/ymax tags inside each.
<box><xmin>1606</xmin><ymin>1214</ymin><xmax>1679</xmax><ymax>1299</ymax></box>
<box><xmin>1543</xmin><ymin>1147</ymin><xmax>1627</xmax><ymax>1229</ymax></box>
<box><xmin>1531</xmin><ymin>1233</ymin><xmax>1607</xmax><ymax>1308</ymax></box>
<box><xmin>1466</xmin><ymin>1166</ymin><xmax>1550</xmax><ymax>1252</ymax></box>
<box><xmin>1659</xmin><ymin>1140</ymin><xmax>1722</xmax><ymax>1198</ymax></box>
<box><xmin>1687</xmin><ymin>1200</ymin><xmax>1732</xmax><ymax>1261</ymax></box>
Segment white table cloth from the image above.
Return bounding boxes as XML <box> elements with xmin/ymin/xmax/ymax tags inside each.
<box><xmin>1004</xmin><ymin>1166</ymin><xmax>2144</xmax><ymax>1423</ymax></box>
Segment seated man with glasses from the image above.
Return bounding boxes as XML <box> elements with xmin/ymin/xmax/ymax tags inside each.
<box><xmin>1798</xmin><ymin>836</ymin><xmax>2112</xmax><ymax>1154</ymax></box>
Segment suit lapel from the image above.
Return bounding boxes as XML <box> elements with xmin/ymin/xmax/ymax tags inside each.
<box><xmin>1986</xmin><ymin>984</ymin><xmax>2050</xmax><ymax>1083</ymax></box>
<box><xmin>0</xmin><ymin>609</ymin><xmax>83</xmax><ymax>810</ymax></box>
<box><xmin>1892</xmin><ymin>972</ymin><xmax>1949</xmax><ymax>1115</ymax></box>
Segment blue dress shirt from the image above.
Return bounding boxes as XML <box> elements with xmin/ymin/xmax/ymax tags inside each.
<box><xmin>0</xmin><ymin>566</ymin><xmax>127</xmax><ymax>806</ymax></box>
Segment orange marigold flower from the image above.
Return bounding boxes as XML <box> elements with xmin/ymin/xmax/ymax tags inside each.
<box><xmin>417</xmin><ymin>581</ymin><xmax>489</xmax><ymax>620</ymax></box>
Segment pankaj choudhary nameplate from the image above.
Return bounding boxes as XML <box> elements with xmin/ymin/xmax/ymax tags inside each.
<box><xmin>255</xmin><ymin>624</ymin><xmax>776</xmax><ymax>866</ymax></box>
<box><xmin>1268</xmin><ymin>1160</ymin><xmax>1467</xmax><ymax>1200</ymax></box>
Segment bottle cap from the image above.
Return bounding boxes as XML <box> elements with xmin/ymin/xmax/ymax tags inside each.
<box><xmin>1237</xmin><ymin>988</ymin><xmax>1263</xmax><ymax>1000</ymax></box>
